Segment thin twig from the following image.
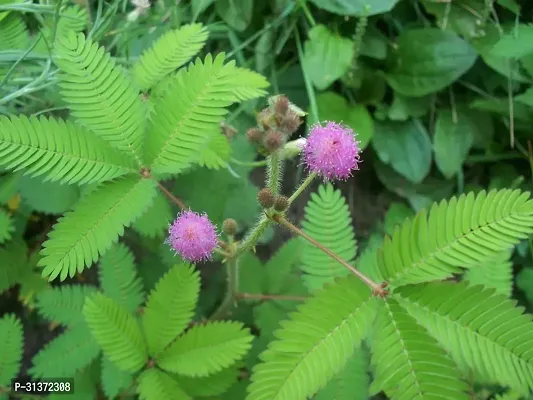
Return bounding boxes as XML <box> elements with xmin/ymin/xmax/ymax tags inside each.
<box><xmin>236</xmin><ymin>292</ymin><xmax>308</xmax><ymax>301</ymax></box>
<box><xmin>273</xmin><ymin>215</ymin><xmax>388</xmax><ymax>296</ymax></box>
<box><xmin>156</xmin><ymin>181</ymin><xmax>186</xmax><ymax>210</ymax></box>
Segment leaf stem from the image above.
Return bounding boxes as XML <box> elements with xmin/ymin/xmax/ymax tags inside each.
<box><xmin>273</xmin><ymin>214</ymin><xmax>387</xmax><ymax>296</ymax></box>
<box><xmin>288</xmin><ymin>172</ymin><xmax>317</xmax><ymax>205</ymax></box>
<box><xmin>155</xmin><ymin>181</ymin><xmax>186</xmax><ymax>210</ymax></box>
<box><xmin>230</xmin><ymin>158</ymin><xmax>268</xmax><ymax>167</ymax></box>
<box><xmin>236</xmin><ymin>292</ymin><xmax>308</xmax><ymax>301</ymax></box>
<box><xmin>210</xmin><ymin>258</ymin><xmax>239</xmax><ymax>320</ymax></box>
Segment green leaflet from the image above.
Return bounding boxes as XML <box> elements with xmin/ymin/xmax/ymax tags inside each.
<box><xmin>463</xmin><ymin>250</ymin><xmax>513</xmax><ymax>297</ymax></box>
<box><xmin>378</xmin><ymin>189</ymin><xmax>533</xmax><ymax>287</ymax></box>
<box><xmin>132</xmin><ymin>23</ymin><xmax>209</xmax><ymax>91</ymax></box>
<box><xmin>144</xmin><ymin>53</ymin><xmax>268</xmax><ymax>174</ymax></box>
<box><xmin>35</xmin><ymin>284</ymin><xmax>97</xmax><ymax>326</ymax></box>
<box><xmin>142</xmin><ymin>264</ymin><xmax>200</xmax><ymax>356</ymax></box>
<box><xmin>53</xmin><ymin>32</ymin><xmax>147</xmax><ymax>158</ymax></box>
<box><xmin>175</xmin><ymin>365</ymin><xmax>240</xmax><ymax>397</ymax></box>
<box><xmin>137</xmin><ymin>369</ymin><xmax>192</xmax><ymax>400</ymax></box>
<box><xmin>0</xmin><ymin>115</ymin><xmax>136</xmax><ymax>185</ymax></box>
<box><xmin>0</xmin><ymin>314</ymin><xmax>23</xmax><ymax>386</ymax></box>
<box><xmin>157</xmin><ymin>321</ymin><xmax>253</xmax><ymax>377</ymax></box>
<box><xmin>370</xmin><ymin>298</ymin><xmax>468</xmax><ymax>399</ymax></box>
<box><xmin>132</xmin><ymin>191</ymin><xmax>172</xmax><ymax>238</ymax></box>
<box><xmin>246</xmin><ymin>276</ymin><xmax>377</xmax><ymax>400</ymax></box>
<box><xmin>84</xmin><ymin>293</ymin><xmax>148</xmax><ymax>373</ymax></box>
<box><xmin>396</xmin><ymin>282</ymin><xmax>533</xmax><ymax>394</ymax></box>
<box><xmin>29</xmin><ymin>324</ymin><xmax>100</xmax><ymax>379</ymax></box>
<box><xmin>38</xmin><ymin>175</ymin><xmax>157</xmax><ymax>281</ymax></box>
<box><xmin>300</xmin><ymin>183</ymin><xmax>357</xmax><ymax>291</ymax></box>
<box><xmin>0</xmin><ymin>209</ymin><xmax>14</xmax><ymax>244</ymax></box>
<box><xmin>98</xmin><ymin>243</ymin><xmax>145</xmax><ymax>314</ymax></box>
<box><xmin>0</xmin><ymin>13</ymin><xmax>28</xmax><ymax>50</ymax></box>
<box><xmin>101</xmin><ymin>356</ymin><xmax>134</xmax><ymax>399</ymax></box>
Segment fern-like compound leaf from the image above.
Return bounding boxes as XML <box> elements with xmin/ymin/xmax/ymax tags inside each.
<box><xmin>29</xmin><ymin>325</ymin><xmax>100</xmax><ymax>379</ymax></box>
<box><xmin>84</xmin><ymin>292</ymin><xmax>148</xmax><ymax>373</ymax></box>
<box><xmin>379</xmin><ymin>189</ymin><xmax>533</xmax><ymax>287</ymax></box>
<box><xmin>38</xmin><ymin>175</ymin><xmax>157</xmax><ymax>281</ymax></box>
<box><xmin>137</xmin><ymin>369</ymin><xmax>191</xmax><ymax>400</ymax></box>
<box><xmin>145</xmin><ymin>53</ymin><xmax>268</xmax><ymax>174</ymax></box>
<box><xmin>0</xmin><ymin>209</ymin><xmax>14</xmax><ymax>244</ymax></box>
<box><xmin>0</xmin><ymin>13</ymin><xmax>28</xmax><ymax>50</ymax></box>
<box><xmin>176</xmin><ymin>365</ymin><xmax>240</xmax><ymax>397</ymax></box>
<box><xmin>396</xmin><ymin>282</ymin><xmax>533</xmax><ymax>394</ymax></box>
<box><xmin>98</xmin><ymin>243</ymin><xmax>145</xmax><ymax>314</ymax></box>
<box><xmin>0</xmin><ymin>115</ymin><xmax>136</xmax><ymax>185</ymax></box>
<box><xmin>132</xmin><ymin>192</ymin><xmax>172</xmax><ymax>238</ymax></box>
<box><xmin>53</xmin><ymin>32</ymin><xmax>147</xmax><ymax>158</ymax></box>
<box><xmin>246</xmin><ymin>276</ymin><xmax>377</xmax><ymax>400</ymax></box>
<box><xmin>370</xmin><ymin>298</ymin><xmax>469</xmax><ymax>399</ymax></box>
<box><xmin>35</xmin><ymin>284</ymin><xmax>97</xmax><ymax>326</ymax></box>
<box><xmin>313</xmin><ymin>348</ymin><xmax>369</xmax><ymax>400</ymax></box>
<box><xmin>132</xmin><ymin>23</ymin><xmax>209</xmax><ymax>91</ymax></box>
<box><xmin>142</xmin><ymin>264</ymin><xmax>200</xmax><ymax>356</ymax></box>
<box><xmin>101</xmin><ymin>356</ymin><xmax>134</xmax><ymax>399</ymax></box>
<box><xmin>0</xmin><ymin>240</ymin><xmax>27</xmax><ymax>295</ymax></box>
<box><xmin>0</xmin><ymin>314</ymin><xmax>23</xmax><ymax>386</ymax></box>
<box><xmin>157</xmin><ymin>321</ymin><xmax>253</xmax><ymax>377</ymax></box>
<box><xmin>463</xmin><ymin>250</ymin><xmax>513</xmax><ymax>297</ymax></box>
<box><xmin>300</xmin><ymin>183</ymin><xmax>357</xmax><ymax>291</ymax></box>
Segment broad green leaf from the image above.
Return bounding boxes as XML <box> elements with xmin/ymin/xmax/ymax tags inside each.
<box><xmin>215</xmin><ymin>0</ymin><xmax>253</xmax><ymax>31</ymax></box>
<box><xmin>386</xmin><ymin>28</ymin><xmax>477</xmax><ymax>96</ymax></box>
<box><xmin>433</xmin><ymin>110</ymin><xmax>475</xmax><ymax>179</ymax></box>
<box><xmin>303</xmin><ymin>25</ymin><xmax>353</xmax><ymax>90</ymax></box>
<box><xmin>516</xmin><ymin>87</ymin><xmax>533</xmax><ymax>107</ymax></box>
<box><xmin>315</xmin><ymin>92</ymin><xmax>374</xmax><ymax>149</ymax></box>
<box><xmin>38</xmin><ymin>175</ymin><xmax>157</xmax><ymax>281</ymax></box>
<box><xmin>192</xmin><ymin>0</ymin><xmax>214</xmax><ymax>18</ymax></box>
<box><xmin>84</xmin><ymin>293</ymin><xmax>148</xmax><ymax>373</ymax></box>
<box><xmin>421</xmin><ymin>0</ymin><xmax>487</xmax><ymax>39</ymax></box>
<box><xmin>491</xmin><ymin>24</ymin><xmax>533</xmax><ymax>59</ymax></box>
<box><xmin>372</xmin><ymin>120</ymin><xmax>432</xmax><ymax>183</ymax></box>
<box><xmin>157</xmin><ymin>321</ymin><xmax>253</xmax><ymax>377</ymax></box>
<box><xmin>308</xmin><ymin>0</ymin><xmax>398</xmax><ymax>16</ymax></box>
<box><xmin>0</xmin><ymin>314</ymin><xmax>23</xmax><ymax>386</ymax></box>
<box><xmin>388</xmin><ymin>92</ymin><xmax>431</xmax><ymax>121</ymax></box>
<box><xmin>18</xmin><ymin>175</ymin><xmax>79</xmax><ymax>215</ymax></box>
<box><xmin>142</xmin><ymin>264</ymin><xmax>200</xmax><ymax>356</ymax></box>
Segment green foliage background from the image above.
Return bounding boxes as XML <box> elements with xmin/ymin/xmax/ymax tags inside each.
<box><xmin>2</xmin><ymin>0</ymin><xmax>533</xmax><ymax>399</ymax></box>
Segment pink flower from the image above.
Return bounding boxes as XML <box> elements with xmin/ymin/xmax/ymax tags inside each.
<box><xmin>167</xmin><ymin>211</ymin><xmax>218</xmax><ymax>262</ymax></box>
<box><xmin>302</xmin><ymin>121</ymin><xmax>360</xmax><ymax>180</ymax></box>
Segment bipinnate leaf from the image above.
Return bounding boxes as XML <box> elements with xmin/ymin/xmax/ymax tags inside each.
<box><xmin>53</xmin><ymin>31</ymin><xmax>147</xmax><ymax>157</ymax></box>
<box><xmin>101</xmin><ymin>356</ymin><xmax>134</xmax><ymax>399</ymax></box>
<box><xmin>84</xmin><ymin>293</ymin><xmax>148</xmax><ymax>373</ymax></box>
<box><xmin>396</xmin><ymin>282</ymin><xmax>533</xmax><ymax>394</ymax></box>
<box><xmin>370</xmin><ymin>298</ymin><xmax>468</xmax><ymax>399</ymax></box>
<box><xmin>379</xmin><ymin>189</ymin><xmax>533</xmax><ymax>287</ymax></box>
<box><xmin>132</xmin><ymin>23</ymin><xmax>209</xmax><ymax>91</ymax></box>
<box><xmin>98</xmin><ymin>243</ymin><xmax>145</xmax><ymax>314</ymax></box>
<box><xmin>137</xmin><ymin>369</ymin><xmax>191</xmax><ymax>400</ymax></box>
<box><xmin>142</xmin><ymin>264</ymin><xmax>200</xmax><ymax>356</ymax></box>
<box><xmin>300</xmin><ymin>183</ymin><xmax>356</xmax><ymax>291</ymax></box>
<box><xmin>157</xmin><ymin>321</ymin><xmax>253</xmax><ymax>377</ymax></box>
<box><xmin>144</xmin><ymin>53</ymin><xmax>268</xmax><ymax>174</ymax></box>
<box><xmin>38</xmin><ymin>175</ymin><xmax>157</xmax><ymax>281</ymax></box>
<box><xmin>463</xmin><ymin>250</ymin><xmax>513</xmax><ymax>297</ymax></box>
<box><xmin>386</xmin><ymin>28</ymin><xmax>477</xmax><ymax>96</ymax></box>
<box><xmin>0</xmin><ymin>115</ymin><xmax>136</xmax><ymax>185</ymax></box>
<box><xmin>246</xmin><ymin>276</ymin><xmax>377</xmax><ymax>400</ymax></box>
<box><xmin>36</xmin><ymin>284</ymin><xmax>97</xmax><ymax>326</ymax></box>
<box><xmin>29</xmin><ymin>325</ymin><xmax>100</xmax><ymax>379</ymax></box>
<box><xmin>0</xmin><ymin>209</ymin><xmax>14</xmax><ymax>244</ymax></box>
<box><xmin>0</xmin><ymin>314</ymin><xmax>23</xmax><ymax>386</ymax></box>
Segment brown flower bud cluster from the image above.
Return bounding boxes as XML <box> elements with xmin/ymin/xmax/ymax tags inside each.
<box><xmin>246</xmin><ymin>95</ymin><xmax>303</xmax><ymax>154</ymax></box>
<box><xmin>257</xmin><ymin>188</ymin><xmax>289</xmax><ymax>212</ymax></box>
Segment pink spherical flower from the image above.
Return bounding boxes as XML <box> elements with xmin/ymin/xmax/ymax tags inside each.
<box><xmin>166</xmin><ymin>210</ymin><xmax>218</xmax><ymax>262</ymax></box>
<box><xmin>302</xmin><ymin>121</ymin><xmax>360</xmax><ymax>181</ymax></box>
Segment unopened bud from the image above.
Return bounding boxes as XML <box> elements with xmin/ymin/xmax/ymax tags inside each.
<box><xmin>282</xmin><ymin>138</ymin><xmax>307</xmax><ymax>160</ymax></box>
<box><xmin>280</xmin><ymin>111</ymin><xmax>302</xmax><ymax>134</ymax></box>
<box><xmin>274</xmin><ymin>95</ymin><xmax>289</xmax><ymax>117</ymax></box>
<box><xmin>274</xmin><ymin>196</ymin><xmax>289</xmax><ymax>212</ymax></box>
<box><xmin>246</xmin><ymin>127</ymin><xmax>262</xmax><ymax>143</ymax></box>
<box><xmin>257</xmin><ymin>109</ymin><xmax>274</xmax><ymax>130</ymax></box>
<box><xmin>222</xmin><ymin>218</ymin><xmax>238</xmax><ymax>236</ymax></box>
<box><xmin>264</xmin><ymin>130</ymin><xmax>284</xmax><ymax>152</ymax></box>
<box><xmin>257</xmin><ymin>188</ymin><xmax>275</xmax><ymax>209</ymax></box>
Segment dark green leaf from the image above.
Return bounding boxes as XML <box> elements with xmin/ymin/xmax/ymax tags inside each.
<box><xmin>308</xmin><ymin>0</ymin><xmax>398</xmax><ymax>16</ymax></box>
<box><xmin>215</xmin><ymin>0</ymin><xmax>253</xmax><ymax>32</ymax></box>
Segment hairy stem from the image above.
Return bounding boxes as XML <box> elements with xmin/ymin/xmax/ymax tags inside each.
<box><xmin>266</xmin><ymin>151</ymin><xmax>283</xmax><ymax>195</ymax></box>
<box><xmin>273</xmin><ymin>215</ymin><xmax>387</xmax><ymax>296</ymax></box>
<box><xmin>288</xmin><ymin>172</ymin><xmax>317</xmax><ymax>205</ymax></box>
<box><xmin>237</xmin><ymin>292</ymin><xmax>308</xmax><ymax>301</ymax></box>
<box><xmin>233</xmin><ymin>215</ymin><xmax>271</xmax><ymax>258</ymax></box>
<box><xmin>210</xmin><ymin>258</ymin><xmax>239</xmax><ymax>320</ymax></box>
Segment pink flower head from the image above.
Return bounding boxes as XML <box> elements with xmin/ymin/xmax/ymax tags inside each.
<box><xmin>166</xmin><ymin>210</ymin><xmax>218</xmax><ymax>262</ymax></box>
<box><xmin>302</xmin><ymin>121</ymin><xmax>360</xmax><ymax>181</ymax></box>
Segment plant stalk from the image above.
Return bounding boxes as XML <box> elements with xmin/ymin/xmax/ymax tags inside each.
<box><xmin>288</xmin><ymin>172</ymin><xmax>317</xmax><ymax>205</ymax></box>
<box><xmin>210</xmin><ymin>258</ymin><xmax>239</xmax><ymax>320</ymax></box>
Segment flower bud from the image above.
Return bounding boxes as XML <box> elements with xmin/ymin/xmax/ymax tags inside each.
<box><xmin>257</xmin><ymin>188</ymin><xmax>275</xmax><ymax>209</ymax></box>
<box><xmin>274</xmin><ymin>95</ymin><xmax>289</xmax><ymax>117</ymax></box>
<box><xmin>257</xmin><ymin>109</ymin><xmax>274</xmax><ymax>131</ymax></box>
<box><xmin>280</xmin><ymin>111</ymin><xmax>302</xmax><ymax>134</ymax></box>
<box><xmin>264</xmin><ymin>130</ymin><xmax>284</xmax><ymax>152</ymax></box>
<box><xmin>282</xmin><ymin>138</ymin><xmax>307</xmax><ymax>160</ymax></box>
<box><xmin>274</xmin><ymin>196</ymin><xmax>289</xmax><ymax>212</ymax></box>
<box><xmin>222</xmin><ymin>218</ymin><xmax>238</xmax><ymax>236</ymax></box>
<box><xmin>246</xmin><ymin>127</ymin><xmax>262</xmax><ymax>143</ymax></box>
